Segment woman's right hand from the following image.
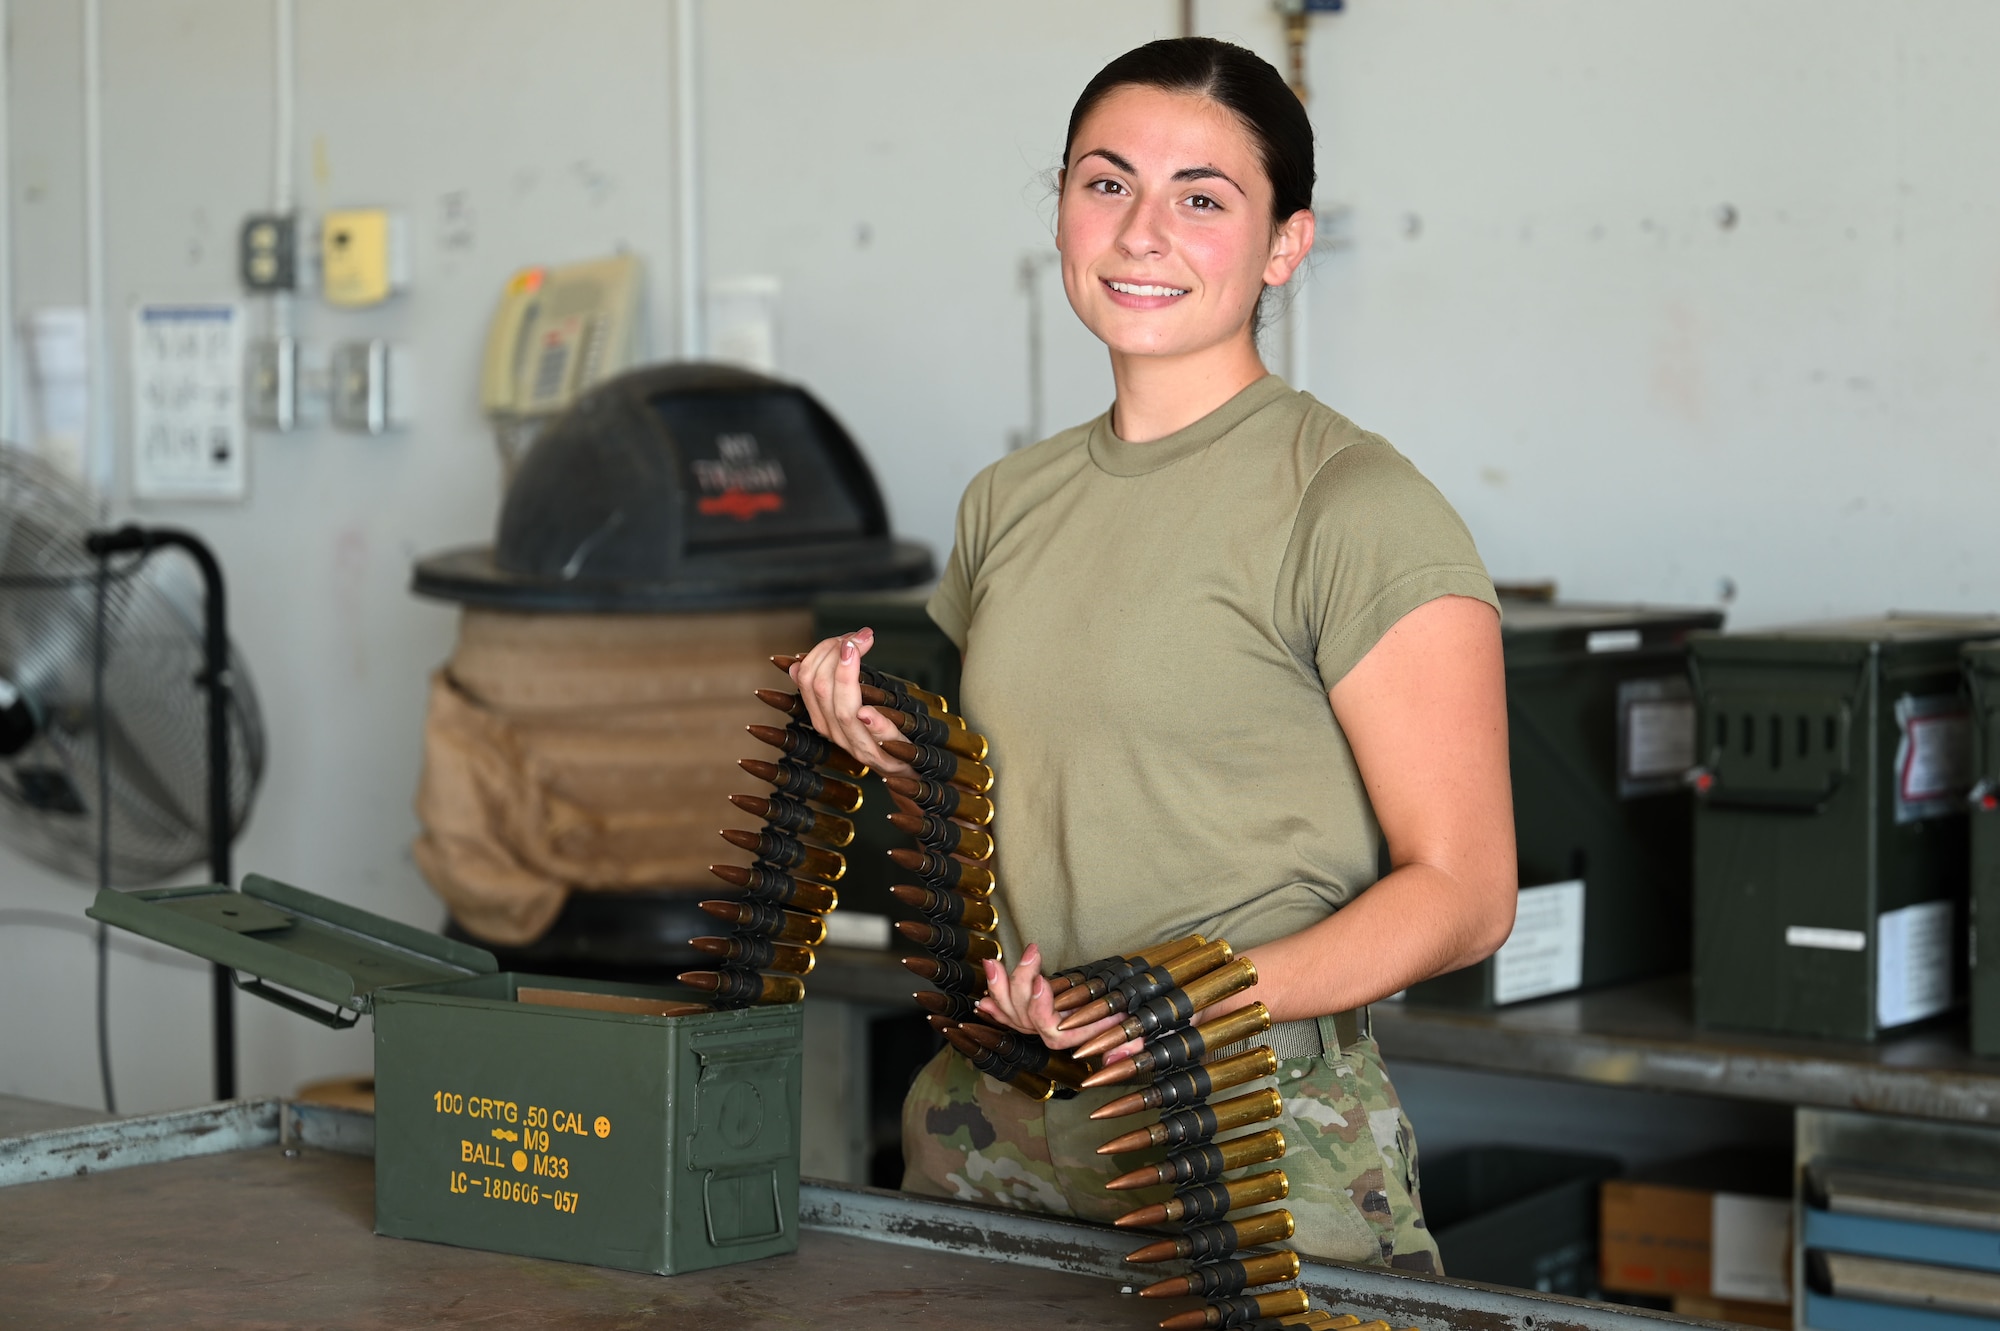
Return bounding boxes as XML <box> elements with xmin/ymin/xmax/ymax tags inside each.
<box><xmin>789</xmin><ymin>626</ymin><xmax>913</xmax><ymax>778</ymax></box>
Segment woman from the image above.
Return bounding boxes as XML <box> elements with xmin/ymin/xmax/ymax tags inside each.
<box><xmin>791</xmin><ymin>36</ymin><xmax>1515</xmax><ymax>1274</ymax></box>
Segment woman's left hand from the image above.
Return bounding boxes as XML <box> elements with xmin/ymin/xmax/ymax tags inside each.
<box><xmin>974</xmin><ymin>944</ymin><xmax>1147</xmax><ymax>1064</ymax></box>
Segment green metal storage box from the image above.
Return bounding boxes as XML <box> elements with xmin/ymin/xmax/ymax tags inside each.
<box><xmin>1689</xmin><ymin>615</ymin><xmax>2000</xmax><ymax>1041</ymax></box>
<box><xmin>1407</xmin><ymin>599</ymin><xmax>1723</xmax><ymax>1009</ymax></box>
<box><xmin>811</xmin><ymin>587</ymin><xmax>960</xmax><ymax>927</ymax></box>
<box><xmin>1963</xmin><ymin>641</ymin><xmax>2000</xmax><ymax>1056</ymax></box>
<box><xmin>87</xmin><ymin>874</ymin><xmax>803</xmax><ymax>1275</ymax></box>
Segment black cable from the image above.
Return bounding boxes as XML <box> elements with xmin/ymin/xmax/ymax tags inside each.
<box><xmin>92</xmin><ymin>553</ymin><xmax>115</xmax><ymax>1115</ymax></box>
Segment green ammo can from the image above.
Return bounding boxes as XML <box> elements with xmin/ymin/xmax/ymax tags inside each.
<box><xmin>86</xmin><ymin>873</ymin><xmax>803</xmax><ymax>1275</ymax></box>
<box><xmin>1689</xmin><ymin>615</ymin><xmax>2000</xmax><ymax>1041</ymax></box>
<box><xmin>810</xmin><ymin>586</ymin><xmax>960</xmax><ymax>927</ymax></box>
<box><xmin>1406</xmin><ymin>598</ymin><xmax>1723</xmax><ymax>1009</ymax></box>
<box><xmin>1963</xmin><ymin>641</ymin><xmax>2000</xmax><ymax>1056</ymax></box>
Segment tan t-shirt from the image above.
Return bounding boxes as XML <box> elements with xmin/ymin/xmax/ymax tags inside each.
<box><xmin>927</xmin><ymin>375</ymin><xmax>1496</xmax><ymax>971</ymax></box>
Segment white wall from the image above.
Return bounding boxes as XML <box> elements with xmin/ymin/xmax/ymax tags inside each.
<box><xmin>4</xmin><ymin>0</ymin><xmax>1999</xmax><ymax>1112</ymax></box>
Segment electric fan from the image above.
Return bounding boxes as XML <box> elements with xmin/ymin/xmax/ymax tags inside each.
<box><xmin>0</xmin><ymin>442</ymin><xmax>265</xmax><ymax>1100</ymax></box>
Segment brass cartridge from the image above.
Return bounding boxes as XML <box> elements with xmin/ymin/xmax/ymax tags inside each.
<box><xmin>728</xmin><ymin>793</ymin><xmax>855</xmax><ymax>848</ymax></box>
<box><xmin>745</xmin><ymin>723</ymin><xmax>869</xmax><ymax>779</ymax></box>
<box><xmin>1113</xmin><ymin>1168</ymin><xmax>1291</xmax><ymax>1229</ymax></box>
<box><xmin>912</xmin><ymin>988</ymin><xmax>982</xmax><ymax>1020</ymax></box>
<box><xmin>1155</xmin><ymin>1290</ymin><xmax>1313</xmax><ymax>1331</ymax></box>
<box><xmin>959</xmin><ymin>1021</ymin><xmax>1092</xmax><ymax>1088</ymax></box>
<box><xmin>738</xmin><ymin>757</ymin><xmax>864</xmax><ymax>814</ymax></box>
<box><xmin>1092</xmin><ymin>1047</ymin><xmax>1279</xmax><ymax>1121</ymax></box>
<box><xmin>885</xmin><ymin>846</ymin><xmax>995</xmax><ymax>896</ymax></box>
<box><xmin>901</xmin><ymin>954</ymin><xmax>989</xmax><ymax>994</ymax></box>
<box><xmin>895</xmin><ymin>918</ymin><xmax>1002</xmax><ymax>962</ymax></box>
<box><xmin>1055</xmin><ymin>938</ymin><xmax>1234</xmax><ymax>1019</ymax></box>
<box><xmin>880</xmin><ymin>739</ymin><xmax>994</xmax><ymax>793</ymax></box>
<box><xmin>677</xmin><ymin>969</ymin><xmax>806</xmax><ymax>1006</ymax></box>
<box><xmin>698</xmin><ymin>899</ymin><xmax>829</xmax><ymax>946</ymax></box>
<box><xmin>720</xmin><ymin>826</ymin><xmax>846</xmax><ymax>882</ymax></box>
<box><xmin>1074</xmin><ymin>957</ymin><xmax>1259</xmax><ymax>1056</ymax></box>
<box><xmin>885</xmin><ymin>773</ymin><xmax>995</xmax><ymax>825</ymax></box>
<box><xmin>888</xmin><ymin>884</ymin><xmax>999</xmax><ymax>934</ymax></box>
<box><xmin>1094</xmin><ymin>1087</ymin><xmax>1283</xmax><ymax>1155</ymax></box>
<box><xmin>689</xmin><ymin>935</ymin><xmax>817</xmax><ymax>975</ymax></box>
<box><xmin>1104</xmin><ymin>1126</ymin><xmax>1287</xmax><ymax>1191</ymax></box>
<box><xmin>1051</xmin><ymin>935</ymin><xmax>1208</xmax><ymax>999</ymax></box>
<box><xmin>706</xmin><ymin>863</ymin><xmax>839</xmax><ymax>915</ymax></box>
<box><xmin>886</xmin><ymin>810</ymin><xmax>995</xmax><ymax>862</ymax></box>
<box><xmin>1122</xmin><ymin>1208</ymin><xmax>1295</xmax><ymax>1264</ymax></box>
<box><xmin>1140</xmin><ymin>1251</ymin><xmax>1304</xmax><ymax>1300</ymax></box>
<box><xmin>1081</xmin><ymin>1002</ymin><xmax>1273</xmax><ymax>1089</ymax></box>
<box><xmin>875</xmin><ymin>706</ymin><xmax>989</xmax><ymax>762</ymax></box>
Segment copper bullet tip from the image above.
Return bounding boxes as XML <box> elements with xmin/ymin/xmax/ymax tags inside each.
<box><xmin>1073</xmin><ymin>1025</ymin><xmax>1130</xmax><ymax>1062</ymax></box>
<box><xmin>719</xmin><ymin>827</ymin><xmax>762</xmax><ymax>852</ymax></box>
<box><xmin>887</xmin><ymin>884</ymin><xmax>926</xmax><ymax>908</ymax></box>
<box><xmin>689</xmin><ymin>937</ymin><xmax>731</xmax><ymax>958</ymax></box>
<box><xmin>1102</xmin><ymin>1162</ymin><xmax>1161</xmax><ymax>1191</ymax></box>
<box><xmin>958</xmin><ymin>1023</ymin><xmax>1004</xmax><ymax>1050</ymax></box>
<box><xmin>1056</xmin><ymin>996</ymin><xmax>1117</xmax><ymax>1031</ymax></box>
<box><xmin>708</xmin><ymin>863</ymin><xmax>753</xmax><ymax>887</ymax></box>
<box><xmin>1079</xmin><ymin>1058</ymin><xmax>1142</xmax><ymax>1091</ymax></box>
<box><xmin>771</xmin><ymin>654</ymin><xmax>801</xmax><ymax>670</ymax></box>
<box><xmin>1135</xmin><ymin>1274</ymin><xmax>1188</xmax><ymax>1299</ymax></box>
<box><xmin>1089</xmin><ymin>1091</ymin><xmax>1149</xmax><ymax>1121</ymax></box>
<box><xmin>1122</xmin><ymin>1238</ymin><xmax>1179</xmax><ymax>1265</ymax></box>
<box><xmin>676</xmin><ymin>971</ymin><xmax>721</xmax><ymax>992</ymax></box>
<box><xmin>697</xmin><ymin>900</ymin><xmax>742</xmax><ymax>922</ymax></box>
<box><xmin>728</xmin><ymin>793</ymin><xmax>769</xmax><ymax>817</ymax></box>
<box><xmin>754</xmin><ymin>688</ymin><xmax>805</xmax><ymax>716</ymax></box>
<box><xmin>885</xmin><ymin>811</ymin><xmax>925</xmax><ymax>837</ymax></box>
<box><xmin>1095</xmin><ymin>1126</ymin><xmax>1153</xmax><ymax>1156</ymax></box>
<box><xmin>1112</xmin><ymin>1202</ymin><xmax>1168</xmax><ymax>1229</ymax></box>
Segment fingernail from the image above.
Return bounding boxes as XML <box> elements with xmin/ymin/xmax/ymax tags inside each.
<box><xmin>841</xmin><ymin>639</ymin><xmax>856</xmax><ymax>660</ymax></box>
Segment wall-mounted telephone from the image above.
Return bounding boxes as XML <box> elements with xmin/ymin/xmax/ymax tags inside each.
<box><xmin>481</xmin><ymin>254</ymin><xmax>644</xmax><ymax>469</ymax></box>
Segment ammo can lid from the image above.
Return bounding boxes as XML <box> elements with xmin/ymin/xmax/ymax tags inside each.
<box><xmin>87</xmin><ymin>875</ymin><xmax>496</xmax><ymax>1022</ymax></box>
<box><xmin>1498</xmin><ymin>597</ymin><xmax>1725</xmax><ymax>656</ymax></box>
<box><xmin>1689</xmin><ymin>612</ymin><xmax>2000</xmax><ymax>664</ymax></box>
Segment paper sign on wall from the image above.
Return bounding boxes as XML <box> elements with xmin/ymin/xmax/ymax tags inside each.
<box><xmin>1492</xmin><ymin>879</ymin><xmax>1585</xmax><ymax>1005</ymax></box>
<box><xmin>131</xmin><ymin>302</ymin><xmax>246</xmax><ymax>501</ymax></box>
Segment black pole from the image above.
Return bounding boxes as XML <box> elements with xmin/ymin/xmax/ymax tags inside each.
<box><xmin>85</xmin><ymin>525</ymin><xmax>235</xmax><ymax>1102</ymax></box>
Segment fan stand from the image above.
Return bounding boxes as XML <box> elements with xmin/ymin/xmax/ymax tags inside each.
<box><xmin>86</xmin><ymin>525</ymin><xmax>236</xmax><ymax>1102</ymax></box>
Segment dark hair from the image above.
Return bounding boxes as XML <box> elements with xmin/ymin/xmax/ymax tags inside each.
<box><xmin>1062</xmin><ymin>37</ymin><xmax>1314</xmax><ymax>227</ymax></box>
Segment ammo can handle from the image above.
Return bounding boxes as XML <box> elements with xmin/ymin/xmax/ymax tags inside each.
<box><xmin>233</xmin><ymin>975</ymin><xmax>362</xmax><ymax>1030</ymax></box>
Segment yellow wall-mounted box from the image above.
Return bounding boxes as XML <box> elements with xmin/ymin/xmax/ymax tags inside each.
<box><xmin>321</xmin><ymin>208</ymin><xmax>408</xmax><ymax>308</ymax></box>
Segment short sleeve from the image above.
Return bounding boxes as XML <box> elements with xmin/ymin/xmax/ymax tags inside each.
<box><xmin>1275</xmin><ymin>438</ymin><xmax>1499</xmax><ymax>690</ymax></box>
<box><xmin>924</xmin><ymin>467</ymin><xmax>994</xmax><ymax>651</ymax></box>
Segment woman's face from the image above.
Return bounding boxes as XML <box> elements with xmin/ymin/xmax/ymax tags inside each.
<box><xmin>1057</xmin><ymin>85</ymin><xmax>1308</xmax><ymax>362</ymax></box>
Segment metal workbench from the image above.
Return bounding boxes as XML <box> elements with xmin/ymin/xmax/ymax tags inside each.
<box><xmin>0</xmin><ymin>1094</ymin><xmax>1719</xmax><ymax>1331</ymax></box>
<box><xmin>811</xmin><ymin>948</ymin><xmax>2000</xmax><ymax>1124</ymax></box>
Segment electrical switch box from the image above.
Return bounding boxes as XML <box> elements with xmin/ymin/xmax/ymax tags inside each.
<box><xmin>239</xmin><ymin>213</ymin><xmax>298</xmax><ymax>292</ymax></box>
<box><xmin>1691</xmin><ymin>615</ymin><xmax>2000</xmax><ymax>1041</ymax></box>
<box><xmin>321</xmin><ymin>208</ymin><xmax>407</xmax><ymax>308</ymax></box>
<box><xmin>244</xmin><ymin>335</ymin><xmax>298</xmax><ymax>431</ymax></box>
<box><xmin>330</xmin><ymin>339</ymin><xmax>411</xmax><ymax>434</ymax></box>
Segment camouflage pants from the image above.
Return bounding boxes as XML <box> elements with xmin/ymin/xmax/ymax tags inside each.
<box><xmin>900</xmin><ymin>1026</ymin><xmax>1441</xmax><ymax>1274</ymax></box>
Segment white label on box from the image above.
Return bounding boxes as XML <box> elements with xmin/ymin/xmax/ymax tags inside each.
<box><xmin>1894</xmin><ymin>693</ymin><xmax>1972</xmax><ymax>822</ymax></box>
<box><xmin>823</xmin><ymin>910</ymin><xmax>891</xmax><ymax>950</ymax></box>
<box><xmin>131</xmin><ymin>302</ymin><xmax>246</xmax><ymax>500</ymax></box>
<box><xmin>1877</xmin><ymin>899</ymin><xmax>1955</xmax><ymax>1028</ymax></box>
<box><xmin>1492</xmin><ymin>879</ymin><xmax>1585</xmax><ymax>1005</ymax></box>
<box><xmin>1618</xmin><ymin>676</ymin><xmax>1697</xmax><ymax>798</ymax></box>
<box><xmin>1786</xmin><ymin>925</ymin><xmax>1867</xmax><ymax>952</ymax></box>
<box><xmin>1586</xmin><ymin>628</ymin><xmax>1642</xmax><ymax>653</ymax></box>
<box><xmin>1709</xmin><ymin>1193</ymin><xmax>1791</xmax><ymax>1303</ymax></box>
